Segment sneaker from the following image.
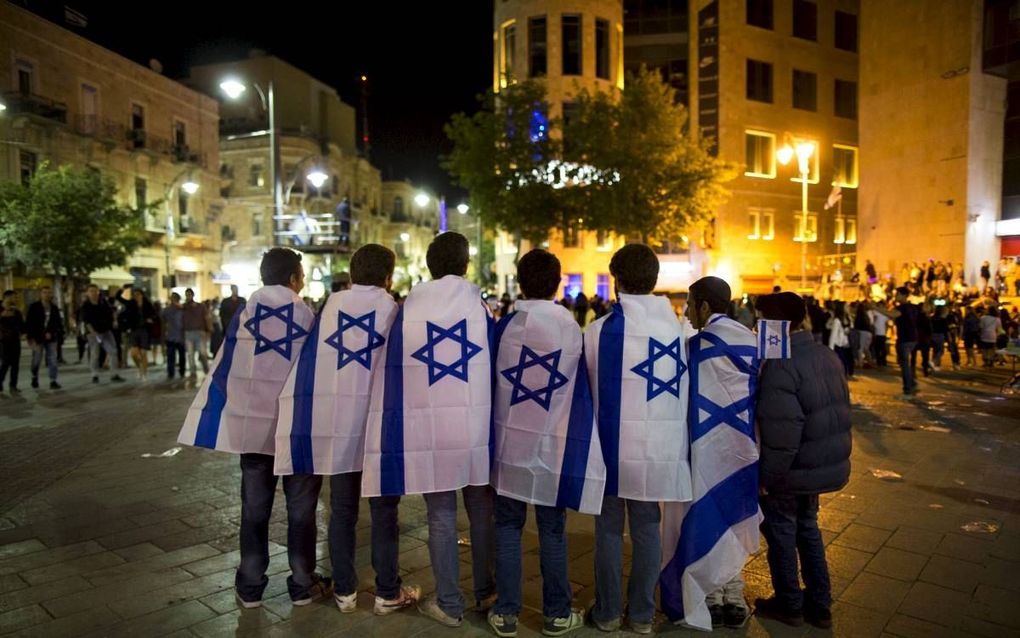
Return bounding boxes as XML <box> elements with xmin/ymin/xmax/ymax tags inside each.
<box><xmin>488</xmin><ymin>610</ymin><xmax>518</xmax><ymax>637</ymax></box>
<box><xmin>92</xmin><ymin>376</ymin><xmax>99</xmax><ymax>384</ymax></box>
<box><xmin>292</xmin><ymin>575</ymin><xmax>333</xmax><ymax>606</ymax></box>
<box><xmin>722</xmin><ymin>602</ymin><xmax>749</xmax><ymax>628</ymax></box>
<box><xmin>754</xmin><ymin>597</ymin><xmax>804</xmax><ymax>627</ymax></box>
<box><xmin>111</xmin><ymin>375</ymin><xmax>125</xmax><ymax>383</ymax></box>
<box><xmin>236</xmin><ymin>591</ymin><xmax>262</xmax><ymax>609</ymax></box>
<box><xmin>477</xmin><ymin>593</ymin><xmax>498</xmax><ymax>612</ymax></box>
<box><xmin>585</xmin><ymin>600</ymin><xmax>621</xmax><ymax>632</ymax></box>
<box><xmin>49</xmin><ymin>381</ymin><xmax>61</xmax><ymax>390</ymax></box>
<box><xmin>31</xmin><ymin>377</ymin><xmax>38</xmax><ymax>389</ymax></box>
<box><xmin>334</xmin><ymin>591</ymin><xmax>357</xmax><ymax>613</ymax></box>
<box><xmin>629</xmin><ymin>618</ymin><xmax>653</xmax><ymax>635</ymax></box>
<box><xmin>543</xmin><ymin>609</ymin><xmax>584</xmax><ymax>636</ymax></box>
<box><xmin>374</xmin><ymin>585</ymin><xmax>421</xmax><ymax>616</ymax></box>
<box><xmin>417</xmin><ymin>595</ymin><xmax>462</xmax><ymax>627</ymax></box>
<box><xmin>708</xmin><ymin>604</ymin><xmax>724</xmax><ymax>628</ymax></box>
<box><xmin>805</xmin><ymin>606</ymin><xmax>832</xmax><ymax>629</ymax></box>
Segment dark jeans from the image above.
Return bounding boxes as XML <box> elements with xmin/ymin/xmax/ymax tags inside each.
<box><xmin>834</xmin><ymin>346</ymin><xmax>854</xmax><ymax>378</ymax></box>
<box><xmin>760</xmin><ymin>493</ymin><xmax>831</xmax><ymax>612</ymax></box>
<box><xmin>931</xmin><ymin>334</ymin><xmax>946</xmax><ymax>368</ymax></box>
<box><xmin>329</xmin><ymin>472</ymin><xmax>402</xmax><ymax>599</ymax></box>
<box><xmin>896</xmin><ymin>341</ymin><xmax>917</xmax><ymax>394</ymax></box>
<box><xmin>166</xmin><ymin>341</ymin><xmax>186</xmax><ymax>378</ymax></box>
<box><xmin>0</xmin><ymin>339</ymin><xmax>20</xmax><ymax>389</ymax></box>
<box><xmin>947</xmin><ymin>333</ymin><xmax>961</xmax><ymax>366</ymax></box>
<box><xmin>912</xmin><ymin>342</ymin><xmax>931</xmax><ymax>377</ymax></box>
<box><xmin>872</xmin><ymin>335</ymin><xmax>888</xmax><ymax>367</ymax></box>
<box><xmin>494</xmin><ymin>495</ymin><xmax>571</xmax><ymax>619</ymax></box>
<box><xmin>30</xmin><ymin>341</ymin><xmax>58</xmax><ymax>381</ymax></box>
<box><xmin>593</xmin><ymin>496</ymin><xmax>661</xmax><ymax>625</ymax></box>
<box><xmin>237</xmin><ymin>453</ymin><xmax>323</xmax><ymax>602</ymax></box>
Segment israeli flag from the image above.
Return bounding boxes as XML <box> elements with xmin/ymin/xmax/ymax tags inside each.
<box><xmin>660</xmin><ymin>314</ymin><xmax>762</xmax><ymax>630</ymax></box>
<box><xmin>275</xmin><ymin>285</ymin><xmax>398</xmax><ymax>475</ymax></box>
<box><xmin>178</xmin><ymin>286</ymin><xmax>315</xmax><ymax>455</ymax></box>
<box><xmin>583</xmin><ymin>294</ymin><xmax>692</xmax><ymax>503</ymax></box>
<box><xmin>758</xmin><ymin>319</ymin><xmax>791</xmax><ymax>360</ymax></box>
<box><xmin>492</xmin><ymin>300</ymin><xmax>606</xmax><ymax>514</ymax></box>
<box><xmin>362</xmin><ymin>275</ymin><xmax>492</xmax><ymax>497</ymax></box>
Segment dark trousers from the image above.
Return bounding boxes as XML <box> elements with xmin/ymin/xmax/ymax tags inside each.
<box><xmin>329</xmin><ymin>471</ymin><xmax>403</xmax><ymax>600</ymax></box>
<box><xmin>872</xmin><ymin>335</ymin><xmax>888</xmax><ymax>367</ymax></box>
<box><xmin>912</xmin><ymin>342</ymin><xmax>931</xmax><ymax>376</ymax></box>
<box><xmin>0</xmin><ymin>339</ymin><xmax>20</xmax><ymax>389</ymax></box>
<box><xmin>760</xmin><ymin>493</ymin><xmax>831</xmax><ymax>612</ymax></box>
<box><xmin>834</xmin><ymin>346</ymin><xmax>854</xmax><ymax>378</ymax></box>
<box><xmin>896</xmin><ymin>341</ymin><xmax>917</xmax><ymax>394</ymax></box>
<box><xmin>166</xmin><ymin>341</ymin><xmax>186</xmax><ymax>378</ymax></box>
<box><xmin>236</xmin><ymin>453</ymin><xmax>323</xmax><ymax>602</ymax></box>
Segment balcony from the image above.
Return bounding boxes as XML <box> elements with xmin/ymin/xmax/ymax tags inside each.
<box><xmin>1</xmin><ymin>91</ymin><xmax>67</xmax><ymax>124</ymax></box>
<box><xmin>122</xmin><ymin>130</ymin><xmax>206</xmax><ymax>168</ymax></box>
<box><xmin>75</xmin><ymin>115</ymin><xmax>126</xmax><ymax>143</ymax></box>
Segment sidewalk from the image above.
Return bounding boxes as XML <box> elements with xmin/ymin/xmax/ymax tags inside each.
<box><xmin>0</xmin><ymin>357</ymin><xmax>1018</xmax><ymax>637</ymax></box>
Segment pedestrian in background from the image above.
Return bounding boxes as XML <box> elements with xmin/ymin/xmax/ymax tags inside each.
<box><xmin>162</xmin><ymin>292</ymin><xmax>186</xmax><ymax>380</ymax></box>
<box><xmin>0</xmin><ymin>290</ymin><xmax>24</xmax><ymax>394</ymax></box>
<box><xmin>182</xmin><ymin>288</ymin><xmax>210</xmax><ymax>376</ymax></box>
<box><xmin>80</xmin><ymin>284</ymin><xmax>125</xmax><ymax>385</ymax></box>
<box><xmin>25</xmin><ymin>286</ymin><xmax>63</xmax><ymax>390</ymax></box>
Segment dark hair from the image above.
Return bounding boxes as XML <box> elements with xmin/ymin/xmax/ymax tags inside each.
<box><xmin>350</xmin><ymin>244</ymin><xmax>395</xmax><ymax>287</ymax></box>
<box><xmin>331</xmin><ymin>272</ymin><xmax>352</xmax><ymax>293</ymax></box>
<box><xmin>609</xmin><ymin>244</ymin><xmax>659</xmax><ymax>294</ymax></box>
<box><xmin>517</xmin><ymin>249</ymin><xmax>561</xmax><ymax>300</ymax></box>
<box><xmin>895</xmin><ymin>286</ymin><xmax>910</xmax><ymax>297</ymax></box>
<box><xmin>426</xmin><ymin>232</ymin><xmax>469</xmax><ymax>279</ymax></box>
<box><xmin>688</xmin><ymin>276</ymin><xmax>731</xmax><ymax>314</ymax></box>
<box><xmin>170</xmin><ymin>292</ymin><xmax>181</xmax><ymax>301</ymax></box>
<box><xmin>87</xmin><ymin>283</ymin><xmax>99</xmax><ymax>291</ymax></box>
<box><xmin>260</xmin><ymin>247</ymin><xmax>303</xmax><ymax>286</ymax></box>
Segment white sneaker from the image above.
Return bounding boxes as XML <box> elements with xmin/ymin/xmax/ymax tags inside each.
<box><xmin>335</xmin><ymin>591</ymin><xmax>358</xmax><ymax>613</ymax></box>
<box><xmin>374</xmin><ymin>584</ymin><xmax>421</xmax><ymax>615</ymax></box>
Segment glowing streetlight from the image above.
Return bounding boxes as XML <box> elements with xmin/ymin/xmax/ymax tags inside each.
<box><xmin>776</xmin><ymin>144</ymin><xmax>794</xmax><ymax>166</ymax></box>
<box><xmin>0</xmin><ymin>101</ymin><xmax>7</xmax><ymax>113</ymax></box>
<box><xmin>414</xmin><ymin>193</ymin><xmax>430</xmax><ymax>208</ymax></box>
<box><xmin>400</xmin><ymin>232</ymin><xmax>411</xmax><ymax>242</ymax></box>
<box><xmin>457</xmin><ymin>203</ymin><xmax>470</xmax><ymax>215</ymax></box>
<box><xmin>218</xmin><ymin>79</ymin><xmax>246</xmax><ymax>100</ymax></box>
<box><xmin>306</xmin><ymin>170</ymin><xmax>328</xmax><ymax>189</ymax></box>
<box><xmin>776</xmin><ymin>139</ymin><xmax>817</xmax><ymax>289</ymax></box>
<box><xmin>181</xmin><ymin>180</ymin><xmax>200</xmax><ymax>195</ymax></box>
<box><xmin>469</xmin><ymin>246</ymin><xmax>479</xmax><ymax>256</ymax></box>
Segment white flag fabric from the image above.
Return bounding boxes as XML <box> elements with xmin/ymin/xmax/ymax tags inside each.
<box><xmin>274</xmin><ymin>285</ymin><xmax>398</xmax><ymax>475</ymax></box>
<box><xmin>758</xmin><ymin>319</ymin><xmax>792</xmax><ymax>360</ymax></box>
<box><xmin>492</xmin><ymin>300</ymin><xmax>606</xmax><ymax>514</ymax></box>
<box><xmin>660</xmin><ymin>313</ymin><xmax>762</xmax><ymax>629</ymax></box>
<box><xmin>178</xmin><ymin>285</ymin><xmax>315</xmax><ymax>455</ymax></box>
<box><xmin>583</xmin><ymin>294</ymin><xmax>692</xmax><ymax>503</ymax></box>
<box><xmin>362</xmin><ymin>275</ymin><xmax>492</xmax><ymax>497</ymax></box>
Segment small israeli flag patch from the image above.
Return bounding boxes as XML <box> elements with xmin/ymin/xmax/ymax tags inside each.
<box><xmin>757</xmin><ymin>319</ymin><xmax>791</xmax><ymax>360</ymax></box>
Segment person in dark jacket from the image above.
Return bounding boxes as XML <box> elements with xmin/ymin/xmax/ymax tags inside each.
<box><xmin>115</xmin><ymin>285</ymin><xmax>157</xmax><ymax>380</ymax></box>
<box><xmin>25</xmin><ymin>286</ymin><xmax>63</xmax><ymax>389</ymax></box>
<box><xmin>0</xmin><ymin>290</ymin><xmax>24</xmax><ymax>394</ymax></box>
<box><xmin>752</xmin><ymin>292</ymin><xmax>852</xmax><ymax>631</ymax></box>
<box><xmin>218</xmin><ymin>285</ymin><xmax>246</xmax><ymax>331</ymax></box>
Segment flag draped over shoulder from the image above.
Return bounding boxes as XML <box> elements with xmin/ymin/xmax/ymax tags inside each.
<box><xmin>178</xmin><ymin>285</ymin><xmax>315</xmax><ymax>455</ymax></box>
<box><xmin>758</xmin><ymin>319</ymin><xmax>792</xmax><ymax>360</ymax></box>
<box><xmin>275</xmin><ymin>285</ymin><xmax>398</xmax><ymax>475</ymax></box>
<box><xmin>491</xmin><ymin>300</ymin><xmax>606</xmax><ymax>514</ymax></box>
<box><xmin>362</xmin><ymin>275</ymin><xmax>492</xmax><ymax>497</ymax></box>
<box><xmin>660</xmin><ymin>313</ymin><xmax>762</xmax><ymax>629</ymax></box>
<box><xmin>583</xmin><ymin>294</ymin><xmax>692</xmax><ymax>503</ymax></box>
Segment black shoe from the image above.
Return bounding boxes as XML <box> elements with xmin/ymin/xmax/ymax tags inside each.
<box><xmin>805</xmin><ymin>606</ymin><xmax>832</xmax><ymax>629</ymax></box>
<box><xmin>708</xmin><ymin>604</ymin><xmax>724</xmax><ymax>628</ymax></box>
<box><xmin>92</xmin><ymin>376</ymin><xmax>99</xmax><ymax>384</ymax></box>
<box><xmin>723</xmin><ymin>603</ymin><xmax>749</xmax><ymax>628</ymax></box>
<box><xmin>754</xmin><ymin>598</ymin><xmax>804</xmax><ymax>627</ymax></box>
<box><xmin>31</xmin><ymin>377</ymin><xmax>39</xmax><ymax>389</ymax></box>
<box><xmin>49</xmin><ymin>381</ymin><xmax>61</xmax><ymax>390</ymax></box>
<box><xmin>110</xmin><ymin>375</ymin><xmax>125</xmax><ymax>383</ymax></box>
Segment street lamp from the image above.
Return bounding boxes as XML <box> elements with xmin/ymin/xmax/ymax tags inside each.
<box><xmin>400</xmin><ymin>232</ymin><xmax>411</xmax><ymax>242</ymax></box>
<box><xmin>414</xmin><ymin>193</ymin><xmax>430</xmax><ymax>208</ymax></box>
<box><xmin>457</xmin><ymin>203</ymin><xmax>469</xmax><ymax>215</ymax></box>
<box><xmin>0</xmin><ymin>101</ymin><xmax>6</xmax><ymax>113</ymax></box>
<box><xmin>305</xmin><ymin>169</ymin><xmax>328</xmax><ymax>190</ymax></box>
<box><xmin>220</xmin><ymin>77</ymin><xmax>281</xmax><ymax>246</ymax></box>
<box><xmin>181</xmin><ymin>180</ymin><xmax>199</xmax><ymax>195</ymax></box>
<box><xmin>164</xmin><ymin>172</ymin><xmax>199</xmax><ymax>301</ymax></box>
<box><xmin>777</xmin><ymin>140</ymin><xmax>815</xmax><ymax>289</ymax></box>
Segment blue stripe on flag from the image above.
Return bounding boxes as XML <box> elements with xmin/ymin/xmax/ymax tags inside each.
<box><xmin>194</xmin><ymin>312</ymin><xmax>242</xmax><ymax>448</ymax></box>
<box><xmin>659</xmin><ymin>462</ymin><xmax>760</xmax><ymax>622</ymax></box>
<box><xmin>781</xmin><ymin>320</ymin><xmax>789</xmax><ymax>357</ymax></box>
<box><xmin>379</xmin><ymin>308</ymin><xmax>405</xmax><ymax>496</ymax></box>
<box><xmin>289</xmin><ymin>319</ymin><xmax>320</xmax><ymax>474</ymax></box>
<box><xmin>597</xmin><ymin>303</ymin><xmax>625</xmax><ymax>497</ymax></box>
<box><xmin>490</xmin><ymin>311</ymin><xmax>515</xmax><ymax>468</ymax></box>
<box><xmin>556</xmin><ymin>348</ymin><xmax>596</xmax><ymax>510</ymax></box>
<box><xmin>759</xmin><ymin>320</ymin><xmax>767</xmax><ymax>357</ymax></box>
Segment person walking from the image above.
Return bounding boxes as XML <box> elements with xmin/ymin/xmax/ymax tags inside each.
<box><xmin>182</xmin><ymin>288</ymin><xmax>210</xmax><ymax>376</ymax></box>
<box><xmin>80</xmin><ymin>284</ymin><xmax>125</xmax><ymax>384</ymax></box>
<box><xmin>963</xmin><ymin>305</ymin><xmax>981</xmax><ymax>367</ymax></box>
<box><xmin>0</xmin><ymin>290</ymin><xmax>24</xmax><ymax>394</ymax></box>
<box><xmin>874</xmin><ymin>287</ymin><xmax>919</xmax><ymax>398</ymax></box>
<box><xmin>25</xmin><ymin>286</ymin><xmax>63</xmax><ymax>390</ymax></box>
<box><xmin>827</xmin><ymin>302</ymin><xmax>854</xmax><ymax>379</ymax></box>
<box><xmin>162</xmin><ymin>292</ymin><xmax>186</xmax><ymax>379</ymax></box>
<box><xmin>115</xmin><ymin>286</ymin><xmax>157</xmax><ymax>380</ymax></box>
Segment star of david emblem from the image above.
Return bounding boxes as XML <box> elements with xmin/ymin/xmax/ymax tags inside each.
<box><xmin>767</xmin><ymin>334</ymin><xmax>782</xmax><ymax>347</ymax></box>
<box><xmin>500</xmin><ymin>346</ymin><xmax>570</xmax><ymax>411</ymax></box>
<box><xmin>410</xmin><ymin>319</ymin><xmax>483</xmax><ymax>385</ymax></box>
<box><xmin>631</xmin><ymin>337</ymin><xmax>687</xmax><ymax>401</ymax></box>
<box><xmin>243</xmin><ymin>302</ymin><xmax>308</xmax><ymax>359</ymax></box>
<box><xmin>324</xmin><ymin>310</ymin><xmax>386</xmax><ymax>370</ymax></box>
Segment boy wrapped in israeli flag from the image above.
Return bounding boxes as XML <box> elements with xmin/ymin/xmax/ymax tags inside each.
<box><xmin>362</xmin><ymin>232</ymin><xmax>495</xmax><ymax>627</ymax></box>
<box><xmin>178</xmin><ymin>248</ymin><xmax>330</xmax><ymax>608</ymax></box>
<box><xmin>659</xmin><ymin>276</ymin><xmax>761</xmax><ymax>630</ymax></box>
<box><xmin>583</xmin><ymin>244</ymin><xmax>692</xmax><ymax>634</ymax></box>
<box><xmin>274</xmin><ymin>244</ymin><xmax>420</xmax><ymax>616</ymax></box>
<box><xmin>487</xmin><ymin>250</ymin><xmax>606</xmax><ymax>638</ymax></box>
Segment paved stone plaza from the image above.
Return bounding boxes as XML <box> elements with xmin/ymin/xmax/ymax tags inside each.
<box><xmin>0</xmin><ymin>355</ymin><xmax>1018</xmax><ymax>637</ymax></box>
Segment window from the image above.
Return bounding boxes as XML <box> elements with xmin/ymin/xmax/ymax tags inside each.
<box><xmin>500</xmin><ymin>21</ymin><xmax>516</xmax><ymax>87</ymax></box>
<box><xmin>596</xmin><ymin>229</ymin><xmax>613</xmax><ymax>251</ymax></box>
<box><xmin>793</xmin><ymin>212</ymin><xmax>818</xmax><ymax>242</ymax></box>
<box><xmin>249</xmin><ymin>164</ymin><xmax>264</xmax><ymax>188</ymax></box>
<box><xmin>792</xmin><ymin>70</ymin><xmax>817</xmax><ymax>111</ymax></box>
<box><xmin>528</xmin><ymin>16</ymin><xmax>547</xmax><ymax>77</ymax></box>
<box><xmin>563</xmin><ymin>221</ymin><xmax>581</xmax><ymax>248</ymax></box>
<box><xmin>833</xmin><ymin>144</ymin><xmax>858</xmax><ymax>188</ymax></box>
<box><xmin>596</xmin><ymin>18</ymin><xmax>610</xmax><ymax>80</ymax></box>
<box><xmin>19</xmin><ymin>150</ymin><xmax>36</xmax><ymax>185</ymax></box>
<box><xmin>178</xmin><ymin>191</ymin><xmax>190</xmax><ymax>233</ymax></box>
<box><xmin>15</xmin><ymin>58</ymin><xmax>33</xmax><ymax>95</ymax></box>
<box><xmin>80</xmin><ymin>84</ymin><xmax>98</xmax><ymax>133</ymax></box>
<box><xmin>835</xmin><ymin>11</ymin><xmax>858</xmax><ymax>52</ymax></box>
<box><xmin>746</xmin><ymin>59</ymin><xmax>773</xmax><ymax>103</ymax></box>
<box><xmin>562</xmin><ymin>101</ymin><xmax>578</xmax><ymax>153</ymax></box>
<box><xmin>833</xmin><ymin>217</ymin><xmax>857</xmax><ymax>244</ymax></box>
<box><xmin>623</xmin><ymin>0</ymin><xmax>687</xmax><ymax>34</ymax></box>
<box><xmin>746</xmin><ymin>0</ymin><xmax>773</xmax><ymax>29</ymax></box>
<box><xmin>596</xmin><ymin>273</ymin><xmax>611</xmax><ymax>300</ymax></box>
<box><xmin>792</xmin><ymin>0</ymin><xmax>817</xmax><ymax>41</ymax></box>
<box><xmin>563</xmin><ymin>273</ymin><xmax>583</xmax><ymax>299</ymax></box>
<box><xmin>745</xmin><ymin>130</ymin><xmax>776</xmax><ymax>178</ymax></box>
<box><xmin>130</xmin><ymin>103</ymin><xmax>145</xmax><ymax>148</ymax></box>
<box><xmin>135</xmin><ymin>177</ymin><xmax>147</xmax><ymax>209</ymax></box>
<box><xmin>253</xmin><ymin>211</ymin><xmax>263</xmax><ymax>237</ymax></box>
<box><xmin>173</xmin><ymin>120</ymin><xmax>186</xmax><ymax>147</ymax></box>
<box><xmin>562</xmin><ymin>14</ymin><xmax>582</xmax><ymax>76</ymax></box>
<box><xmin>835</xmin><ymin>79</ymin><xmax>858</xmax><ymax>119</ymax></box>
<box><xmin>748</xmin><ymin>210</ymin><xmax>760</xmax><ymax>240</ymax></box>
<box><xmin>748</xmin><ymin>209</ymin><xmax>775</xmax><ymax>240</ymax></box>
<box><xmin>845</xmin><ymin>218</ymin><xmax>857</xmax><ymax>244</ymax></box>
<box><xmin>393</xmin><ymin>196</ymin><xmax>404</xmax><ymax>216</ymax></box>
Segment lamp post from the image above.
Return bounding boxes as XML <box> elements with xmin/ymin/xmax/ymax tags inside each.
<box><xmin>777</xmin><ymin>140</ymin><xmax>816</xmax><ymax>290</ymax></box>
<box><xmin>220</xmin><ymin>78</ymin><xmax>282</xmax><ymax>247</ymax></box>
<box><xmin>164</xmin><ymin>171</ymin><xmax>199</xmax><ymax>301</ymax></box>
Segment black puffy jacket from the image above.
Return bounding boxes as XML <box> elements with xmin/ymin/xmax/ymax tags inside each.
<box><xmin>758</xmin><ymin>330</ymin><xmax>852</xmax><ymax>494</ymax></box>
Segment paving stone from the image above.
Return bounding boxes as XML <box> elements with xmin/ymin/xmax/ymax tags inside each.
<box><xmin>885</xmin><ymin>613</ymin><xmax>968</xmax><ymax>638</ymax></box>
<box><xmin>0</xmin><ymin>574</ymin><xmax>27</xmax><ymax>595</ymax></box>
<box><xmin>0</xmin><ymin>604</ymin><xmax>51</xmax><ymax>634</ymax></box>
<box><xmin>108</xmin><ymin>568</ymin><xmax>234</xmax><ymax>618</ymax></box>
<box><xmin>94</xmin><ymin>519</ymin><xmax>191</xmax><ymax>550</ymax></box>
<box><xmin>885</xmin><ymin>527</ymin><xmax>944</xmax><ymax>555</ymax></box>
<box><xmin>83</xmin><ymin>543</ymin><xmax>219</xmax><ymax>586</ymax></box>
<box><xmin>980</xmin><ymin>558</ymin><xmax>1020</xmax><ymax>592</ymax></box>
<box><xmin>19</xmin><ymin>551</ymin><xmax>125</xmax><ymax>586</ymax></box>
<box><xmin>0</xmin><ymin>541</ymin><xmax>105</xmax><ymax>576</ymax></box>
<box><xmin>95</xmin><ymin>599</ymin><xmax>216</xmax><ymax>638</ymax></box>
<box><xmin>150</xmin><ymin>521</ymin><xmax>237</xmax><ymax>552</ymax></box>
<box><xmin>958</xmin><ymin>615</ymin><xmax>1020</xmax><ymax>638</ymax></box>
<box><xmin>0</xmin><ymin>540</ymin><xmax>46</xmax><ymax>562</ymax></box>
<box><xmin>865</xmin><ymin>547</ymin><xmax>929</xmax><ymax>582</ymax></box>
<box><xmin>182</xmin><ymin>542</ymin><xmax>285</xmax><ymax>577</ymax></box>
<box><xmin>969</xmin><ymin>584</ymin><xmax>1020</xmax><ymax>630</ymax></box>
<box><xmin>825</xmin><ymin>543</ymin><xmax>874</xmax><ymax>581</ymax></box>
<box><xmin>0</xmin><ymin>575</ymin><xmax>92</xmax><ymax>614</ymax></box>
<box><xmin>897</xmin><ymin>581</ymin><xmax>970</xmax><ymax>628</ymax></box>
<box><xmin>918</xmin><ymin>554</ymin><xmax>982</xmax><ymax>593</ymax></box>
<box><xmin>813</xmin><ymin>601</ymin><xmax>891</xmax><ymax>638</ymax></box>
<box><xmin>818</xmin><ymin>507</ymin><xmax>858</xmax><ymax>534</ymax></box>
<box><xmin>8</xmin><ymin>605</ymin><xmax>120</xmax><ymax>638</ymax></box>
<box><xmin>189</xmin><ymin>607</ymin><xmax>282</xmax><ymax>637</ymax></box>
<box><xmin>834</xmin><ymin>524</ymin><xmax>893</xmax><ymax>553</ymax></box>
<box><xmin>840</xmin><ymin>572</ymin><xmax>911</xmax><ymax>614</ymax></box>
<box><xmin>934</xmin><ymin>533</ymin><xmax>992</xmax><ymax>565</ymax></box>
<box><xmin>42</xmin><ymin>567</ymin><xmax>195</xmax><ymax>617</ymax></box>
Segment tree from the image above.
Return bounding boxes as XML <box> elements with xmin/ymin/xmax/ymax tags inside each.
<box><xmin>0</xmin><ymin>163</ymin><xmax>149</xmax><ymax>292</ymax></box>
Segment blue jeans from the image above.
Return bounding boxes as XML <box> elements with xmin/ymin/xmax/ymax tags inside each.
<box><xmin>166</xmin><ymin>341</ymin><xmax>185</xmax><ymax>378</ymax></box>
<box><xmin>493</xmin><ymin>495</ymin><xmax>571</xmax><ymax>618</ymax></box>
<box><xmin>760</xmin><ymin>493</ymin><xmax>831</xmax><ymax>612</ymax></box>
<box><xmin>423</xmin><ymin>485</ymin><xmax>496</xmax><ymax>617</ymax></box>
<box><xmin>593</xmin><ymin>496</ymin><xmax>661</xmax><ymax>625</ymax></box>
<box><xmin>185</xmin><ymin>330</ymin><xmax>209</xmax><ymax>375</ymax></box>
<box><xmin>931</xmin><ymin>334</ymin><xmax>946</xmax><ymax>367</ymax></box>
<box><xmin>236</xmin><ymin>453</ymin><xmax>323</xmax><ymax>602</ymax></box>
<box><xmin>896</xmin><ymin>341</ymin><xmax>917</xmax><ymax>394</ymax></box>
<box><xmin>329</xmin><ymin>471</ymin><xmax>402</xmax><ymax>599</ymax></box>
<box><xmin>30</xmin><ymin>341</ymin><xmax>58</xmax><ymax>381</ymax></box>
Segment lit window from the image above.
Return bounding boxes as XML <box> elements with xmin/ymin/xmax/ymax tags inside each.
<box><xmin>748</xmin><ymin>210</ymin><xmax>760</xmax><ymax>239</ymax></box>
<box><xmin>500</xmin><ymin>20</ymin><xmax>516</xmax><ymax>87</ymax></box>
<box><xmin>748</xmin><ymin>209</ymin><xmax>775</xmax><ymax>240</ymax></box>
<box><xmin>596</xmin><ymin>273</ymin><xmax>610</xmax><ymax>300</ymax></box>
<box><xmin>745</xmin><ymin>130</ymin><xmax>776</xmax><ymax>178</ymax></box>
<box><xmin>595</xmin><ymin>18</ymin><xmax>610</xmax><ymax>80</ymax></box>
<box><xmin>833</xmin><ymin>144</ymin><xmax>858</xmax><ymax>188</ymax></box>
<box><xmin>596</xmin><ymin>229</ymin><xmax>613</xmax><ymax>251</ymax></box>
<box><xmin>793</xmin><ymin>212</ymin><xmax>818</xmax><ymax>242</ymax></box>
<box><xmin>846</xmin><ymin>218</ymin><xmax>857</xmax><ymax>244</ymax></box>
<box><xmin>563</xmin><ymin>273</ymin><xmax>583</xmax><ymax>299</ymax></box>
<box><xmin>833</xmin><ymin>216</ymin><xmax>845</xmax><ymax>244</ymax></box>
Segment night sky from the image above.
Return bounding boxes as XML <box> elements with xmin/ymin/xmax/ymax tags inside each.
<box><xmin>18</xmin><ymin>0</ymin><xmax>494</xmax><ymax>196</ymax></box>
